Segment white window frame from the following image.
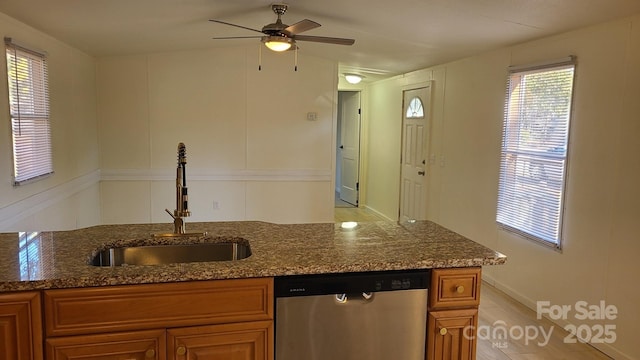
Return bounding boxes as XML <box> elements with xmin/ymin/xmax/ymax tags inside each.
<box><xmin>496</xmin><ymin>56</ymin><xmax>576</xmax><ymax>249</ymax></box>
<box><xmin>5</xmin><ymin>37</ymin><xmax>53</xmax><ymax>186</ymax></box>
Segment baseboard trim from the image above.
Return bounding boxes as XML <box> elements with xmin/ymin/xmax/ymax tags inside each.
<box><xmin>481</xmin><ymin>273</ymin><xmax>632</xmax><ymax>360</ymax></box>
<box><xmin>362</xmin><ymin>205</ymin><xmax>395</xmax><ymax>222</ymax></box>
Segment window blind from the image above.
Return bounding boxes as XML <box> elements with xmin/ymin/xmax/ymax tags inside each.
<box><xmin>5</xmin><ymin>38</ymin><xmax>53</xmax><ymax>185</ymax></box>
<box><xmin>496</xmin><ymin>57</ymin><xmax>576</xmax><ymax>248</ymax></box>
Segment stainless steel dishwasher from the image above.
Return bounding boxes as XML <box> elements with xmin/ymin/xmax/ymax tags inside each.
<box><xmin>275</xmin><ymin>269</ymin><xmax>430</xmax><ymax>360</ymax></box>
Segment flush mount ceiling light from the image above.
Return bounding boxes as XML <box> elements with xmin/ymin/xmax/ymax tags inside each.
<box><xmin>262</xmin><ymin>35</ymin><xmax>294</xmax><ymax>52</ymax></box>
<box><xmin>344</xmin><ymin>74</ymin><xmax>363</xmax><ymax>84</ymax></box>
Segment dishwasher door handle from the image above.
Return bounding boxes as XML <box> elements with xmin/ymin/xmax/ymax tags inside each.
<box><xmin>335</xmin><ymin>292</ymin><xmax>375</xmax><ymax>303</ymax></box>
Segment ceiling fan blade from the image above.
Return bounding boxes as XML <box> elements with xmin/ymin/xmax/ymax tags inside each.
<box><xmin>284</xmin><ymin>19</ymin><xmax>321</xmax><ymax>35</ymax></box>
<box><xmin>212</xmin><ymin>36</ymin><xmax>263</xmax><ymax>40</ymax></box>
<box><xmin>209</xmin><ymin>19</ymin><xmax>264</xmax><ymax>34</ymax></box>
<box><xmin>294</xmin><ymin>35</ymin><xmax>355</xmax><ymax>46</ymax></box>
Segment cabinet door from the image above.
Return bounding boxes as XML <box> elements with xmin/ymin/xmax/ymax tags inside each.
<box><xmin>167</xmin><ymin>321</ymin><xmax>272</xmax><ymax>360</ymax></box>
<box><xmin>45</xmin><ymin>329</ymin><xmax>166</xmax><ymax>360</ymax></box>
<box><xmin>427</xmin><ymin>308</ymin><xmax>478</xmax><ymax>360</ymax></box>
<box><xmin>0</xmin><ymin>291</ymin><xmax>43</xmax><ymax>360</ymax></box>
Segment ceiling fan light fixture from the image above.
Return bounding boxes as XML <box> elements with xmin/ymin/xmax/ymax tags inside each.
<box><xmin>263</xmin><ymin>36</ymin><xmax>294</xmax><ymax>52</ymax></box>
<box><xmin>344</xmin><ymin>73</ymin><xmax>363</xmax><ymax>84</ymax></box>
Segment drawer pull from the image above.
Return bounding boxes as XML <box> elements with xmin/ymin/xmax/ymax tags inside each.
<box><xmin>439</xmin><ymin>327</ymin><xmax>448</xmax><ymax>336</ymax></box>
<box><xmin>176</xmin><ymin>346</ymin><xmax>187</xmax><ymax>356</ymax></box>
<box><xmin>456</xmin><ymin>285</ymin><xmax>465</xmax><ymax>294</ymax></box>
<box><xmin>145</xmin><ymin>349</ymin><xmax>156</xmax><ymax>358</ymax></box>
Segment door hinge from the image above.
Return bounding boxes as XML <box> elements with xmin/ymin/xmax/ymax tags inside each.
<box><xmin>356</xmin><ymin>182</ymin><xmax>359</xmax><ymax>191</ymax></box>
<box><xmin>358</xmin><ymin>108</ymin><xmax>361</xmax><ymax>115</ymax></box>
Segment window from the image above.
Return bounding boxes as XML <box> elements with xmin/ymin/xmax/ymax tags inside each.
<box><xmin>496</xmin><ymin>57</ymin><xmax>576</xmax><ymax>248</ymax></box>
<box><xmin>406</xmin><ymin>97</ymin><xmax>424</xmax><ymax>118</ymax></box>
<box><xmin>19</xmin><ymin>232</ymin><xmax>42</xmax><ymax>280</ymax></box>
<box><xmin>5</xmin><ymin>38</ymin><xmax>53</xmax><ymax>185</ymax></box>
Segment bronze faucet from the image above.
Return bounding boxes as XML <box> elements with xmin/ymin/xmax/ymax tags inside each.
<box><xmin>165</xmin><ymin>142</ymin><xmax>190</xmax><ymax>234</ymax></box>
<box><xmin>155</xmin><ymin>143</ymin><xmax>206</xmax><ymax>238</ymax></box>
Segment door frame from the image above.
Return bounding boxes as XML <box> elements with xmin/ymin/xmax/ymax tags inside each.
<box><xmin>398</xmin><ymin>81</ymin><xmax>433</xmax><ymax>220</ymax></box>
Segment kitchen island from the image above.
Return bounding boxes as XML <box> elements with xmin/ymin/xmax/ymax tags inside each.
<box><xmin>0</xmin><ymin>220</ymin><xmax>506</xmax><ymax>360</ymax></box>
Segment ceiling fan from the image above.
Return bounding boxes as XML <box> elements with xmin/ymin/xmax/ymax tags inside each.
<box><xmin>209</xmin><ymin>3</ymin><xmax>355</xmax><ymax>52</ymax></box>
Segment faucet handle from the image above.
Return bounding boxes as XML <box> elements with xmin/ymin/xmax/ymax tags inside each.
<box><xmin>165</xmin><ymin>208</ymin><xmax>176</xmax><ymax>219</ymax></box>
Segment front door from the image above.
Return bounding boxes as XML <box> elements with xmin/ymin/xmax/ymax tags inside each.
<box><xmin>339</xmin><ymin>91</ymin><xmax>361</xmax><ymax>206</ymax></box>
<box><xmin>400</xmin><ymin>86</ymin><xmax>431</xmax><ymax>221</ymax></box>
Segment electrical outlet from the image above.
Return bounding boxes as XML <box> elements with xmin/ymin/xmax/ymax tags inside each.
<box><xmin>306</xmin><ymin>112</ymin><xmax>318</xmax><ymax>121</ymax></box>
<box><xmin>212</xmin><ymin>201</ymin><xmax>220</xmax><ymax>210</ymax></box>
<box><xmin>429</xmin><ymin>154</ymin><xmax>436</xmax><ymax>164</ymax></box>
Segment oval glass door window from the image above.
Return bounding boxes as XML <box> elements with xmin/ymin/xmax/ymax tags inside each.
<box><xmin>406</xmin><ymin>97</ymin><xmax>424</xmax><ymax>118</ymax></box>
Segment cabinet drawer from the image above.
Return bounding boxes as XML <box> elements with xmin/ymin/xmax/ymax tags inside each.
<box><xmin>44</xmin><ymin>278</ymin><xmax>273</xmax><ymax>337</ymax></box>
<box><xmin>429</xmin><ymin>267</ymin><xmax>480</xmax><ymax>309</ymax></box>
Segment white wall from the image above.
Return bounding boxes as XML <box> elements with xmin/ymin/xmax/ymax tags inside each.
<box><xmin>0</xmin><ymin>13</ymin><xmax>100</xmax><ymax>232</ymax></box>
<box><xmin>2</xmin><ymin>8</ymin><xmax>638</xmax><ymax>356</ymax></box>
<box><xmin>364</xmin><ymin>69</ymin><xmax>438</xmax><ymax>220</ymax></box>
<box><xmin>363</xmin><ymin>14</ymin><xmax>640</xmax><ymax>359</ymax></box>
<box><xmin>97</xmin><ymin>47</ymin><xmax>337</xmax><ymax>225</ymax></box>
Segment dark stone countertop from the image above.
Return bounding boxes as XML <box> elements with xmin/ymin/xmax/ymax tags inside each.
<box><xmin>0</xmin><ymin>220</ymin><xmax>506</xmax><ymax>292</ymax></box>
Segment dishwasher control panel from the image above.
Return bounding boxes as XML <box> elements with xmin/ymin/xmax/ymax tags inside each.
<box><xmin>274</xmin><ymin>269</ymin><xmax>431</xmax><ymax>297</ymax></box>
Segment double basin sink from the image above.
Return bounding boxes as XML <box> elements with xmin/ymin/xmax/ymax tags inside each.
<box><xmin>91</xmin><ymin>240</ymin><xmax>251</xmax><ymax>267</ymax></box>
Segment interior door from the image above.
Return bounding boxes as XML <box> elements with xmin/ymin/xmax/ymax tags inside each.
<box><xmin>400</xmin><ymin>86</ymin><xmax>431</xmax><ymax>221</ymax></box>
<box><xmin>339</xmin><ymin>91</ymin><xmax>361</xmax><ymax>206</ymax></box>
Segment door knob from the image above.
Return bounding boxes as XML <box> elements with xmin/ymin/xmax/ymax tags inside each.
<box><xmin>145</xmin><ymin>349</ymin><xmax>156</xmax><ymax>358</ymax></box>
<box><xmin>440</xmin><ymin>327</ymin><xmax>448</xmax><ymax>336</ymax></box>
<box><xmin>418</xmin><ymin>170</ymin><xmax>425</xmax><ymax>176</ymax></box>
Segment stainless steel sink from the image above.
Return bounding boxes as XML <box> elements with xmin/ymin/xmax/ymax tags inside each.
<box><xmin>91</xmin><ymin>242</ymin><xmax>251</xmax><ymax>266</ymax></box>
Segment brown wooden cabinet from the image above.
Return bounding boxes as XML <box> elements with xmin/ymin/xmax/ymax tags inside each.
<box><xmin>2</xmin><ymin>269</ymin><xmax>486</xmax><ymax>360</ymax></box>
<box><xmin>45</xmin><ymin>321</ymin><xmax>272</xmax><ymax>360</ymax></box>
<box><xmin>427</xmin><ymin>267</ymin><xmax>481</xmax><ymax>360</ymax></box>
<box><xmin>45</xmin><ymin>329</ymin><xmax>165</xmax><ymax>360</ymax></box>
<box><xmin>0</xmin><ymin>291</ymin><xmax>43</xmax><ymax>360</ymax></box>
<box><xmin>167</xmin><ymin>321</ymin><xmax>272</xmax><ymax>360</ymax></box>
<box><xmin>427</xmin><ymin>308</ymin><xmax>478</xmax><ymax>360</ymax></box>
<box><xmin>43</xmin><ymin>278</ymin><xmax>273</xmax><ymax>360</ymax></box>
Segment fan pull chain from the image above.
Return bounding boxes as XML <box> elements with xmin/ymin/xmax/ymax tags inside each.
<box><xmin>258</xmin><ymin>44</ymin><xmax>262</xmax><ymax>71</ymax></box>
<box><xmin>294</xmin><ymin>46</ymin><xmax>298</xmax><ymax>71</ymax></box>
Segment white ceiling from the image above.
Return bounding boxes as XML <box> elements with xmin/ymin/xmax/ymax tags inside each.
<box><xmin>1</xmin><ymin>0</ymin><xmax>640</xmax><ymax>82</ymax></box>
